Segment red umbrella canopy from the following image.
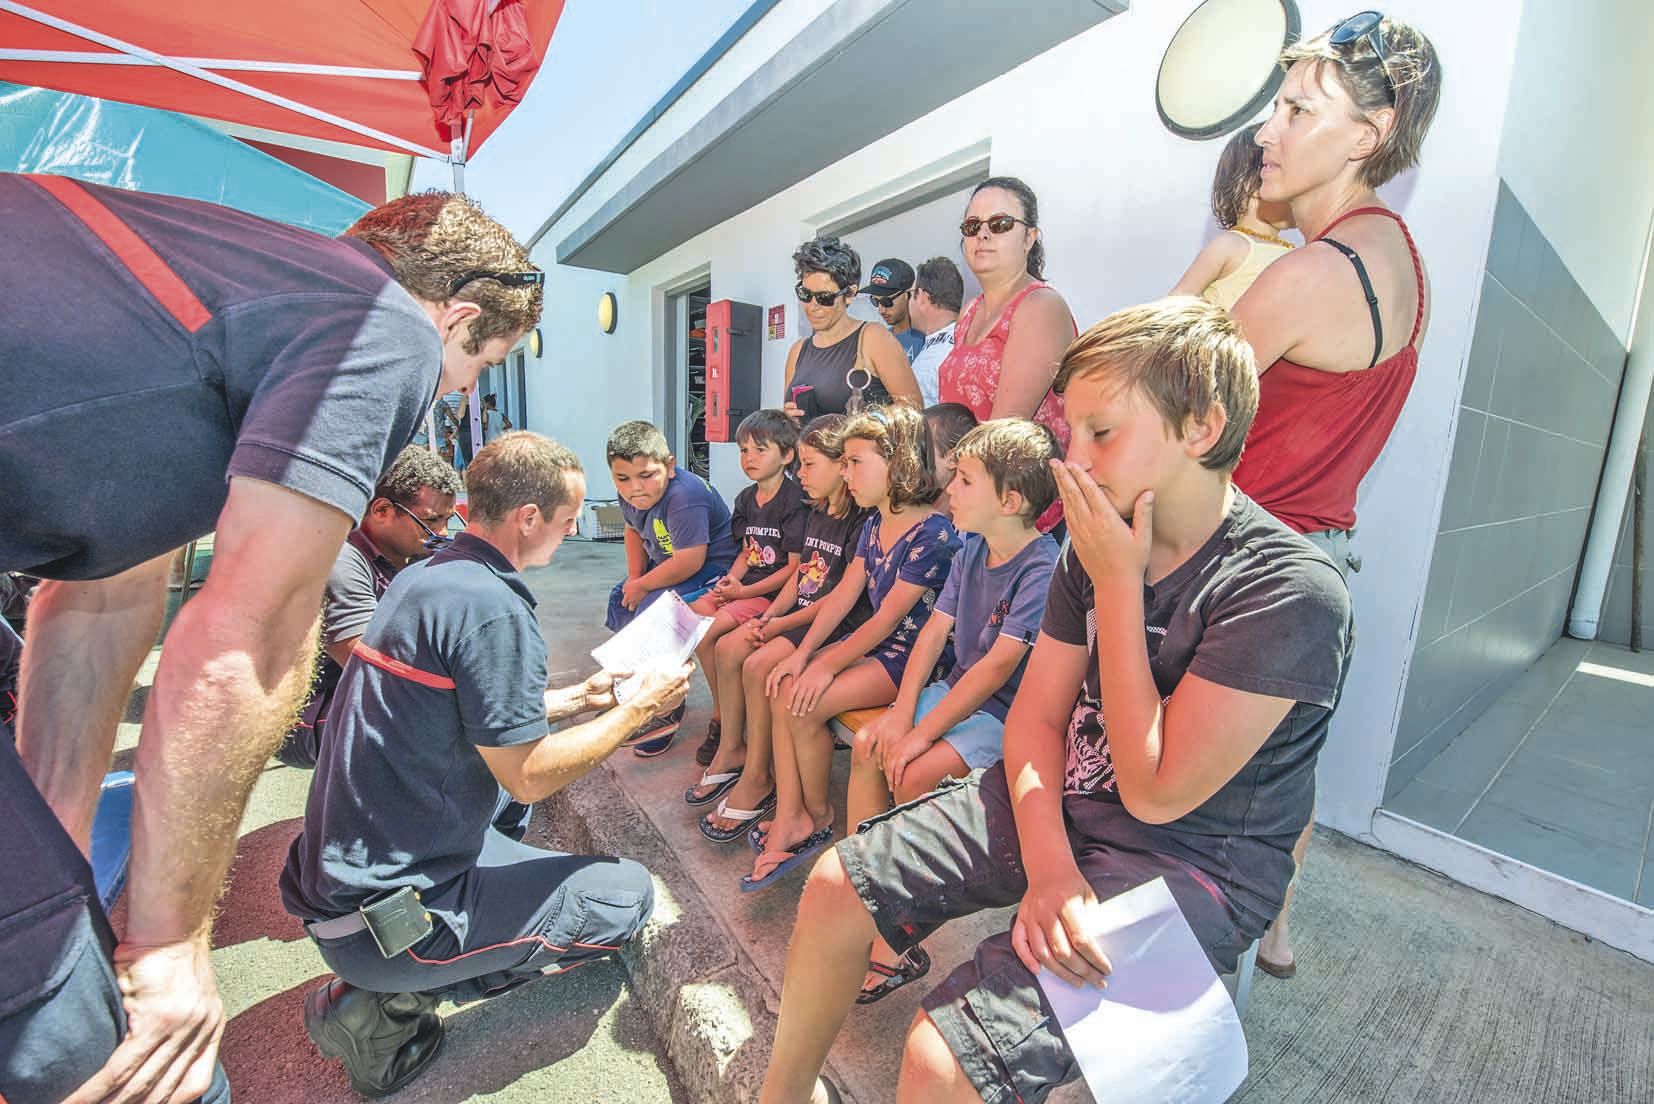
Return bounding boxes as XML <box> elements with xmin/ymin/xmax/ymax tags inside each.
<box><xmin>0</xmin><ymin>0</ymin><xmax>563</xmax><ymax>159</ymax></box>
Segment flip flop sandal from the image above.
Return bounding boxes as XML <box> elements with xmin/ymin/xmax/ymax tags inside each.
<box><xmin>683</xmin><ymin>770</ymin><xmax>741</xmax><ymax>807</ymax></box>
<box><xmin>747</xmin><ymin>820</ymin><xmax>772</xmax><ymax>855</ymax></box>
<box><xmin>856</xmin><ymin>944</ymin><xmax>932</xmax><ymax>1005</ymax></box>
<box><xmin>740</xmin><ymin>826</ymin><xmax>834</xmax><ymax>893</ymax></box>
<box><xmin>698</xmin><ymin>792</ymin><xmax>777</xmax><ymax>843</ymax></box>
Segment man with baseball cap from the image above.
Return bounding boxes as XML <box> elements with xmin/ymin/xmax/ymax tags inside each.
<box><xmin>861</xmin><ymin>257</ymin><xmax>925</xmax><ymax>362</ymax></box>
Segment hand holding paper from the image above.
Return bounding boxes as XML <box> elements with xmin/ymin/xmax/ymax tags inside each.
<box><xmin>592</xmin><ymin>591</ymin><xmax>714</xmax><ymax>702</ymax></box>
<box><xmin>1035</xmin><ymin>878</ymin><xmax>1248</xmax><ymax>1104</ymax></box>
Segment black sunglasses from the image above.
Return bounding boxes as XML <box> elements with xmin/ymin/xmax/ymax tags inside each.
<box><xmin>959</xmin><ymin>214</ymin><xmax>1030</xmax><ymax>238</ymax></box>
<box><xmin>869</xmin><ymin>290</ymin><xmax>908</xmax><ymax>309</ymax></box>
<box><xmin>448</xmin><ymin>269</ymin><xmax>545</xmax><ymax>300</ymax></box>
<box><xmin>392</xmin><ymin>500</ymin><xmax>458</xmax><ymax>551</ymax></box>
<box><xmin>795</xmin><ymin>283</ymin><xmax>851</xmax><ymax>308</ymax></box>
<box><xmin>1329</xmin><ymin>11</ymin><xmax>1395</xmax><ymax>100</ymax></box>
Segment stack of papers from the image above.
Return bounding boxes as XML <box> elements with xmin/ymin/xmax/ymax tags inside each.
<box><xmin>591</xmin><ymin>591</ymin><xmax>713</xmax><ymax>701</ymax></box>
<box><xmin>1035</xmin><ymin>877</ymin><xmax>1249</xmax><ymax>1103</ymax></box>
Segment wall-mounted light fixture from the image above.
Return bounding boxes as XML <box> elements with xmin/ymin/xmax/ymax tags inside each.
<box><xmin>598</xmin><ymin>291</ymin><xmax>618</xmax><ymax>334</ymax></box>
<box><xmin>529</xmin><ymin>328</ymin><xmax>543</xmax><ymax>358</ymax></box>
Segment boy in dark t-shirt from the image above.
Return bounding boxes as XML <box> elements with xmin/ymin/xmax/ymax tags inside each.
<box><xmin>759</xmin><ymin>298</ymin><xmax>1353</xmax><ymax>1104</ymax></box>
<box><xmin>687</xmin><ymin>411</ymin><xmax>808</xmax><ymax>764</ymax></box>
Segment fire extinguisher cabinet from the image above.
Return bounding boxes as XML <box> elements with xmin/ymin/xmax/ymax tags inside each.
<box><xmin>704</xmin><ymin>299</ymin><xmax>763</xmax><ymax>443</ymax></box>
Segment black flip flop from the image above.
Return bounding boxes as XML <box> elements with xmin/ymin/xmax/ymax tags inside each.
<box><xmin>856</xmin><ymin>944</ymin><xmax>932</xmax><ymax>1004</ymax></box>
<box><xmin>698</xmin><ymin>791</ymin><xmax>777</xmax><ymax>843</ymax></box>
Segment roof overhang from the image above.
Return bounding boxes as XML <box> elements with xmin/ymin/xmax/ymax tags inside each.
<box><xmin>555</xmin><ymin>0</ymin><xmax>1128</xmax><ymax>272</ymax></box>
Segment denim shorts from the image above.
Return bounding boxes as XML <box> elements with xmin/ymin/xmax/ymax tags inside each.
<box><xmin>914</xmin><ymin>681</ymin><xmax>1005</xmax><ymax>770</ymax></box>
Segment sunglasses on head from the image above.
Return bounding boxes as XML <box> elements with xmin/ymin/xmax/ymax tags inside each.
<box><xmin>447</xmin><ymin>269</ymin><xmax>545</xmax><ymax>300</ymax></box>
<box><xmin>1329</xmin><ymin>10</ymin><xmax>1395</xmax><ymax>100</ymax></box>
<box><xmin>869</xmin><ymin>290</ymin><xmax>908</xmax><ymax>309</ymax></box>
<box><xmin>959</xmin><ymin>214</ymin><xmax>1030</xmax><ymax>238</ymax></box>
<box><xmin>795</xmin><ymin>283</ymin><xmax>851</xmax><ymax>307</ymax></box>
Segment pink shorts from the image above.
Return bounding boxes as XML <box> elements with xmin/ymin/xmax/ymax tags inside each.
<box><xmin>717</xmin><ymin>596</ymin><xmax>771</xmax><ymax>624</ymax></box>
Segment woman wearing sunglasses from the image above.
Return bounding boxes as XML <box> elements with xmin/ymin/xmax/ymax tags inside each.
<box><xmin>1229</xmin><ymin>11</ymin><xmax>1442</xmax><ymax>982</ymax></box>
<box><xmin>782</xmin><ymin>236</ymin><xmax>922</xmax><ymax>421</ymax></box>
<box><xmin>938</xmin><ymin>176</ymin><xmax>1076</xmax><ymax>530</ymax></box>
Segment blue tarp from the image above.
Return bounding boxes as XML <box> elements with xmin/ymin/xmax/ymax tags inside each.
<box><xmin>0</xmin><ymin>82</ymin><xmax>369</xmax><ymax>235</ymax></box>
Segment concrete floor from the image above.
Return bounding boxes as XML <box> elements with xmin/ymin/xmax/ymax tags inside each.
<box><xmin>114</xmin><ymin>536</ymin><xmax>1654</xmax><ymax>1101</ymax></box>
<box><xmin>1389</xmin><ymin>637</ymin><xmax>1654</xmax><ymax>906</ymax></box>
<box><xmin>537</xmin><ymin>541</ymin><xmax>1654</xmax><ymax>1103</ymax></box>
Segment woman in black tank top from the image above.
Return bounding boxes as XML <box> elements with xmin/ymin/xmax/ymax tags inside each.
<box><xmin>783</xmin><ymin>236</ymin><xmax>922</xmax><ymax>419</ymax></box>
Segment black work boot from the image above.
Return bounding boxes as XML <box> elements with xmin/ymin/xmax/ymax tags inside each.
<box><xmin>303</xmin><ymin>978</ymin><xmax>444</xmax><ymax>1097</ymax></box>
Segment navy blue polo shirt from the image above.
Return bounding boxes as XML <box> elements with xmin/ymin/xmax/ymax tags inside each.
<box><xmin>0</xmin><ymin>174</ymin><xmax>440</xmax><ymax>580</ymax></box>
<box><xmin>279</xmin><ymin>532</ymin><xmax>549</xmax><ymax>927</ymax></box>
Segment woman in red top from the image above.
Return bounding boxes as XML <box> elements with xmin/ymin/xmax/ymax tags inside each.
<box><xmin>939</xmin><ymin>177</ymin><xmax>1076</xmax><ymax>529</ymax></box>
<box><xmin>1230</xmin><ymin>12</ymin><xmax>1442</xmax><ymax>979</ymax></box>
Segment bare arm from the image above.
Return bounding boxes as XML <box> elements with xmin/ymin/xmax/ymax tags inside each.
<box><xmin>906</xmin><ymin>632</ymin><xmax>1027</xmax><ymax>741</ymax></box>
<box><xmin>729</xmin><ymin>555</ymin><xmax>798</xmax><ymax>600</ymax></box>
<box><xmin>638</xmin><ymin>543</ymin><xmax>708</xmax><ymax>589</ymax></box>
<box><xmin>1169</xmin><ymin>232</ymin><xmax>1246</xmax><ymax>297</ymax></box>
<box><xmin>60</xmin><ymin>478</ymin><xmax>350</xmax><ymax>1104</ymax></box>
<box><xmin>787</xmin><ymin>557</ymin><xmax>869</xmax><ymax>659</ymax></box>
<box><xmin>324</xmin><ymin>635</ymin><xmax>358</xmax><ymax>670</ymax></box>
<box><xmin>1003</xmin><ymin>633</ymin><xmax>1088</xmax><ymax>881</ymax></box>
<box><xmin>989</xmin><ymin>288</ymin><xmax>1073</xmax><ymax>420</ymax></box>
<box><xmin>862</xmin><ymin>325</ymin><xmax>923</xmax><ymax>408</ymax></box>
<box><xmin>882</xmin><ymin>610</ymin><xmax>954</xmax><ymax>722</ymax></box>
<box><xmin>479</xmin><ymin>666</ymin><xmax>690</xmax><ymax>804</ymax></box>
<box><xmin>18</xmin><ymin>551</ymin><xmax>171</xmax><ymax>850</ymax></box>
<box><xmin>623</xmin><ymin>527</ymin><xmax>649</xmax><ymax>579</ymax></box>
<box><xmin>812</xmin><ymin>576</ymin><xmax>929</xmax><ymax>676</ymax></box>
<box><xmin>781</xmin><ymin>340</ymin><xmax>807</xmax><ymax>420</ymax></box>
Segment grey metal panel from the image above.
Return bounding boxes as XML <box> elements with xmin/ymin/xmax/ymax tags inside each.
<box><xmin>555</xmin><ymin>0</ymin><xmax>1128</xmax><ymax>272</ymax></box>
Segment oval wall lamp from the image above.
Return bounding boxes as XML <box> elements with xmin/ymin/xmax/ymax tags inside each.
<box><xmin>529</xmin><ymin>328</ymin><xmax>543</xmax><ymax>357</ymax></box>
<box><xmin>598</xmin><ymin>291</ymin><xmax>618</xmax><ymax>334</ymax></box>
<box><xmin>1156</xmin><ymin>0</ymin><xmax>1300</xmax><ymax>140</ymax></box>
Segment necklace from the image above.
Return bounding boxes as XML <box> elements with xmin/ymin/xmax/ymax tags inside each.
<box><xmin>1232</xmin><ymin>225</ymin><xmax>1293</xmax><ymax>249</ymax></box>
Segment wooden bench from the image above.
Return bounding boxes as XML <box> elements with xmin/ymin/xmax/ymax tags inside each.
<box><xmin>828</xmin><ymin>706</ymin><xmax>886</xmax><ymax>748</ymax></box>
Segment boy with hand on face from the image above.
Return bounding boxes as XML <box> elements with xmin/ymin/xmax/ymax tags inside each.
<box><xmin>606</xmin><ymin>420</ymin><xmax>739</xmax><ymax>746</ymax></box>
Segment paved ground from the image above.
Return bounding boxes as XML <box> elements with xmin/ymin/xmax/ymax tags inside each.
<box><xmin>115</xmin><ymin>538</ymin><xmax>1654</xmax><ymax>1102</ymax></box>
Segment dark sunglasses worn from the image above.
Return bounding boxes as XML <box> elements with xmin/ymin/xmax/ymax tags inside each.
<box><xmin>795</xmin><ymin>283</ymin><xmax>851</xmax><ymax>307</ymax></box>
<box><xmin>447</xmin><ymin>269</ymin><xmax>545</xmax><ymax>300</ymax></box>
<box><xmin>869</xmin><ymin>290</ymin><xmax>908</xmax><ymax>309</ymax></box>
<box><xmin>1329</xmin><ymin>10</ymin><xmax>1395</xmax><ymax>99</ymax></box>
<box><xmin>392</xmin><ymin>500</ymin><xmax>457</xmax><ymax>551</ymax></box>
<box><xmin>959</xmin><ymin>214</ymin><xmax>1030</xmax><ymax>238</ymax></box>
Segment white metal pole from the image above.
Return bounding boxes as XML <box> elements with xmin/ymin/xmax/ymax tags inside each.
<box><xmin>1568</xmin><ymin>212</ymin><xmax>1654</xmax><ymax>639</ymax></box>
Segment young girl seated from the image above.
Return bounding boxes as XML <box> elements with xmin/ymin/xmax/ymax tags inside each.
<box><xmin>743</xmin><ymin>405</ymin><xmax>961</xmax><ymax>891</ymax></box>
<box><xmin>1169</xmin><ymin>123</ymin><xmax>1296</xmax><ymax>308</ymax></box>
<box><xmin>846</xmin><ymin>418</ymin><xmax>1060</xmax><ymax>1002</ymax></box>
<box><xmin>692</xmin><ymin>416</ymin><xmax>871</xmax><ymax>835</ymax></box>
<box><xmin>923</xmin><ymin>402</ymin><xmax>978</xmax><ymax>515</ymax></box>
<box><xmin>688</xmin><ymin>410</ymin><xmax>806</xmax><ymax>765</ymax></box>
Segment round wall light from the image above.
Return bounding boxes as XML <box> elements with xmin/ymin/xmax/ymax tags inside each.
<box><xmin>598</xmin><ymin>291</ymin><xmax>618</xmax><ymax>334</ymax></box>
<box><xmin>529</xmin><ymin>328</ymin><xmax>543</xmax><ymax>358</ymax></box>
<box><xmin>1156</xmin><ymin>0</ymin><xmax>1300</xmax><ymax>140</ymax></box>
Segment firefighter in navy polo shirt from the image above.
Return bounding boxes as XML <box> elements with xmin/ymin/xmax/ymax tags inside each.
<box><xmin>0</xmin><ymin>176</ymin><xmax>540</xmax><ymax>1104</ymax></box>
<box><xmin>281</xmin><ymin>433</ymin><xmax>689</xmax><ymax>1097</ymax></box>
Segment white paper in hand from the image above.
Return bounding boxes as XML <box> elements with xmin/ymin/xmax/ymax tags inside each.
<box><xmin>1034</xmin><ymin>877</ymin><xmax>1248</xmax><ymax>1104</ymax></box>
<box><xmin>591</xmin><ymin>591</ymin><xmax>713</xmax><ymax>701</ymax></box>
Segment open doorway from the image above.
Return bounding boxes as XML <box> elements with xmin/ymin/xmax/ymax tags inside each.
<box><xmin>664</xmin><ymin>279</ymin><xmax>713</xmax><ymax>478</ymax></box>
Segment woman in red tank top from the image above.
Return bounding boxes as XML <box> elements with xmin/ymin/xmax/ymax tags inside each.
<box><xmin>938</xmin><ymin>176</ymin><xmax>1077</xmax><ymax>530</ymax></box>
<box><xmin>1227</xmin><ymin>13</ymin><xmax>1444</xmax><ymax>980</ymax></box>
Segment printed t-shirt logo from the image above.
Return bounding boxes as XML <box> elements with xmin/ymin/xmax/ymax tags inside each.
<box><xmin>653</xmin><ymin>519</ymin><xmax>675</xmax><ymax>555</ymax></box>
<box><xmin>798</xmin><ymin>550</ymin><xmax>830</xmax><ymax>597</ymax></box>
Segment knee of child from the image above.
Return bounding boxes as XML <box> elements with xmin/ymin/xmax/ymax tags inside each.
<box><xmin>899</xmin><ymin>1012</ymin><xmax>962</xmax><ymax>1096</ymax></box>
<box><xmin>800</xmin><ymin>847</ymin><xmax>856</xmax><ymax>912</ymax></box>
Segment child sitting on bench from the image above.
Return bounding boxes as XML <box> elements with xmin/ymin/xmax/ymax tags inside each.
<box><xmin>744</xmin><ymin>404</ymin><xmax>961</xmax><ymax>892</ymax></box>
<box><xmin>845</xmin><ymin>417</ymin><xmax>1060</xmax><ymax>1003</ymax></box>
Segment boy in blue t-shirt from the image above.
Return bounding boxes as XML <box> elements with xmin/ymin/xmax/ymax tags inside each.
<box><xmin>605</xmin><ymin>420</ymin><xmax>738</xmax><ymax>745</ymax></box>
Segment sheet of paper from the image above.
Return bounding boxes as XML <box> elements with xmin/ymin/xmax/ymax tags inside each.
<box><xmin>1035</xmin><ymin>877</ymin><xmax>1248</xmax><ymax>1104</ymax></box>
<box><xmin>591</xmin><ymin>590</ymin><xmax>713</xmax><ymax>701</ymax></box>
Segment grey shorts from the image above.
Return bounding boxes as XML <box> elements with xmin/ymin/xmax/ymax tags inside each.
<box><xmin>836</xmin><ymin>764</ymin><xmax>1253</xmax><ymax>1104</ymax></box>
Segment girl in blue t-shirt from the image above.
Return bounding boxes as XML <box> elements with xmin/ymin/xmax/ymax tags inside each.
<box><xmin>743</xmin><ymin>405</ymin><xmax>960</xmax><ymax>892</ymax></box>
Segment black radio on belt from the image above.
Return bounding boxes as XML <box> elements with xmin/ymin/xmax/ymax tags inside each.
<box><xmin>361</xmin><ymin>886</ymin><xmax>433</xmax><ymax>958</ymax></box>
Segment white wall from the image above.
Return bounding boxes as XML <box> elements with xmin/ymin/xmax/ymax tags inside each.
<box><xmin>1496</xmin><ymin>0</ymin><xmax>1654</xmax><ymax>343</ymax></box>
<box><xmin>530</xmin><ymin>0</ymin><xmax>1529</xmax><ymax>836</ymax></box>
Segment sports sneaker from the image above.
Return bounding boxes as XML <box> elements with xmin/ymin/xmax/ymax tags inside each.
<box><xmin>694</xmin><ymin>719</ymin><xmax>722</xmax><ymax>766</ymax></box>
<box><xmin>631</xmin><ymin>703</ymin><xmax>687</xmax><ymax>758</ymax></box>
